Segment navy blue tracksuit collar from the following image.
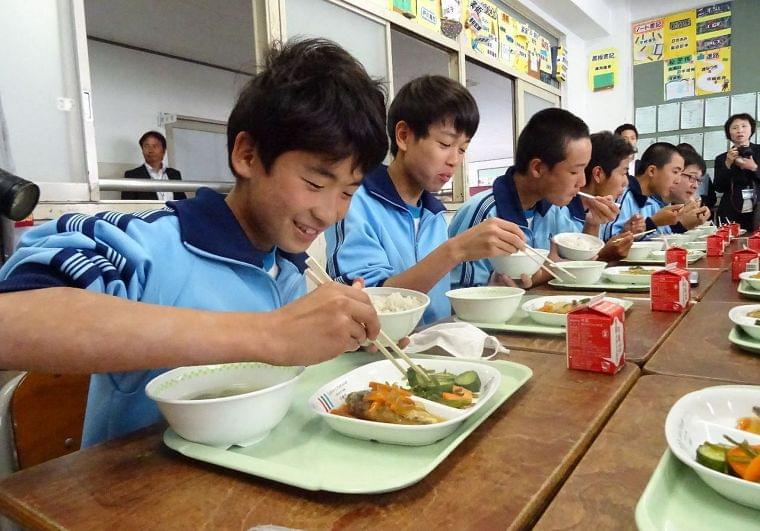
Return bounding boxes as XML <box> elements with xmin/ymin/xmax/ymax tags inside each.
<box><xmin>492</xmin><ymin>166</ymin><xmax>551</xmax><ymax>225</ymax></box>
<box><xmin>628</xmin><ymin>174</ymin><xmax>666</xmax><ymax>209</ymax></box>
<box><xmin>168</xmin><ymin>187</ymin><xmax>306</xmax><ymax>272</ymax></box>
<box><xmin>567</xmin><ymin>196</ymin><xmax>587</xmax><ymax>223</ymax></box>
<box><xmin>363</xmin><ymin>165</ymin><xmax>446</xmax><ymax>215</ymax></box>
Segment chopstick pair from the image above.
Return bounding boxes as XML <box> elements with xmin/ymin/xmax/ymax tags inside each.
<box><xmin>303</xmin><ymin>257</ymin><xmax>432</xmax><ymax>383</ymax></box>
<box><xmin>577</xmin><ymin>191</ymin><xmax>622</xmax><ymax>208</ymax></box>
<box><xmin>632</xmin><ymin>229</ymin><xmax>656</xmax><ymax>240</ymax></box>
<box><xmin>522</xmin><ymin>245</ymin><xmax>577</xmax><ymax>281</ymax></box>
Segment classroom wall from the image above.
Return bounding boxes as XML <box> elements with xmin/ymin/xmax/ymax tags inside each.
<box><xmin>88</xmin><ymin>40</ymin><xmax>249</xmax><ymax>171</ymax></box>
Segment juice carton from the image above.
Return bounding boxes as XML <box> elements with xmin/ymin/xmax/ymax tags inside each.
<box><xmin>566</xmin><ymin>298</ymin><xmax>625</xmax><ymax>375</ymax></box>
<box><xmin>706</xmin><ymin>234</ymin><xmax>725</xmax><ymax>257</ymax></box>
<box><xmin>650</xmin><ymin>265</ymin><xmax>690</xmax><ymax>313</ymax></box>
<box><xmin>732</xmin><ymin>248</ymin><xmax>760</xmax><ymax>281</ymax></box>
<box><xmin>748</xmin><ymin>235</ymin><xmax>760</xmax><ymax>253</ymax></box>
<box><xmin>665</xmin><ymin>246</ymin><xmax>688</xmax><ymax>268</ymax></box>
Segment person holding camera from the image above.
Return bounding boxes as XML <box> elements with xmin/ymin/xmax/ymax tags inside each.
<box><xmin>714</xmin><ymin>113</ymin><xmax>760</xmax><ymax>231</ymax></box>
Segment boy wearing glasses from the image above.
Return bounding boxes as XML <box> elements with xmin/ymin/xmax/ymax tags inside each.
<box><xmin>668</xmin><ymin>145</ymin><xmax>711</xmax><ymax>231</ymax></box>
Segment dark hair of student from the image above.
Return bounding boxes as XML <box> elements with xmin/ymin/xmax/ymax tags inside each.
<box><xmin>514</xmin><ymin>108</ymin><xmax>590</xmax><ymax>173</ymax></box>
<box><xmin>139</xmin><ymin>131</ymin><xmax>167</xmax><ymax>150</ymax></box>
<box><xmin>724</xmin><ymin>113</ymin><xmax>757</xmax><ymax>140</ymax></box>
<box><xmin>636</xmin><ymin>142</ymin><xmax>681</xmax><ymax>176</ymax></box>
<box><xmin>387</xmin><ymin>75</ymin><xmax>479</xmax><ymax>156</ymax></box>
<box><xmin>613</xmin><ymin>123</ymin><xmax>638</xmax><ymax>138</ymax></box>
<box><xmin>227</xmin><ymin>38</ymin><xmax>388</xmax><ymax>176</ymax></box>
<box><xmin>584</xmin><ymin>131</ymin><xmax>635</xmax><ymax>181</ymax></box>
<box><xmin>677</xmin><ymin>143</ymin><xmax>707</xmax><ymax>174</ymax></box>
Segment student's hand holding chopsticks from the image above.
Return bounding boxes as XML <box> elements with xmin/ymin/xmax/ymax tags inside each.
<box><xmin>268</xmin><ymin>280</ymin><xmax>381</xmax><ymax>364</ymax></box>
<box><xmin>650</xmin><ymin>204</ymin><xmax>683</xmax><ymax>227</ymax></box>
<box><xmin>448</xmin><ymin>217</ymin><xmax>527</xmax><ymax>262</ymax></box>
<box><xmin>580</xmin><ymin>194</ymin><xmax>619</xmax><ymax>225</ymax></box>
<box><xmin>597</xmin><ymin>231</ymin><xmax>634</xmax><ymax>261</ymax></box>
<box><xmin>623</xmin><ymin>214</ymin><xmax>646</xmax><ymax>235</ymax></box>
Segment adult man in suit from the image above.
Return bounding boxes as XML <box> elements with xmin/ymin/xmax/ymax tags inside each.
<box><xmin>122</xmin><ymin>131</ymin><xmax>186</xmax><ymax>201</ymax></box>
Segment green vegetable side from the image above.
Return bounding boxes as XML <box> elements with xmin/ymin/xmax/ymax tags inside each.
<box><xmin>406</xmin><ymin>366</ymin><xmax>482</xmax><ymax>409</ymax></box>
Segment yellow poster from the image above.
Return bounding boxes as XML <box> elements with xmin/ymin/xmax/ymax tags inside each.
<box><xmin>555</xmin><ymin>46</ymin><xmax>568</xmax><ymax>81</ymax></box>
<box><xmin>632</xmin><ymin>17</ymin><xmax>664</xmax><ymax>64</ymax></box>
<box><xmin>664</xmin><ymin>10</ymin><xmax>696</xmax><ymax>59</ymax></box>
<box><xmin>588</xmin><ymin>48</ymin><xmax>618</xmax><ymax>92</ymax></box>
<box><xmin>466</xmin><ymin>0</ymin><xmax>499</xmax><ymax>61</ymax></box>
<box><xmin>696</xmin><ymin>46</ymin><xmax>731</xmax><ymax>95</ymax></box>
<box><xmin>416</xmin><ymin>0</ymin><xmax>441</xmax><ymax>32</ymax></box>
<box><xmin>664</xmin><ymin>55</ymin><xmax>696</xmax><ymax>100</ymax></box>
<box><xmin>511</xmin><ymin>18</ymin><xmax>529</xmax><ymax>73</ymax></box>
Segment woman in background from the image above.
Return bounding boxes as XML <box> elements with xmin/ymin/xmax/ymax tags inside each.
<box><xmin>714</xmin><ymin>113</ymin><xmax>760</xmax><ymax>231</ymax></box>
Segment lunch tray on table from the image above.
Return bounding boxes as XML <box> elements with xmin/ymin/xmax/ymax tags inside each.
<box><xmin>737</xmin><ymin>280</ymin><xmax>760</xmax><ymax>300</ymax></box>
<box><xmin>621</xmin><ymin>251</ymin><xmax>705</xmax><ymax>265</ymax></box>
<box><xmin>635</xmin><ymin>450</ymin><xmax>759</xmax><ymax>530</ymax></box>
<box><xmin>163</xmin><ymin>352</ymin><xmax>532</xmax><ymax>494</ymax></box>
<box><xmin>457</xmin><ymin>297</ymin><xmax>633</xmax><ymax>336</ymax></box>
<box><xmin>547</xmin><ymin>279</ymin><xmax>649</xmax><ymax>292</ymax></box>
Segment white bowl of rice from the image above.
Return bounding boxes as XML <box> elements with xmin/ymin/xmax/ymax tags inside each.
<box><xmin>553</xmin><ymin>233</ymin><xmax>604</xmax><ymax>260</ymax></box>
<box><xmin>365</xmin><ymin>287</ymin><xmax>430</xmax><ymax>342</ymax></box>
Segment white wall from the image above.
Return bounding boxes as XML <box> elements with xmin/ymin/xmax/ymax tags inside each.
<box><xmin>89</xmin><ymin>40</ymin><xmax>249</xmax><ymax>170</ymax></box>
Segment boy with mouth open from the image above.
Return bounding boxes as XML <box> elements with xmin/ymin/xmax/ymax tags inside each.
<box><xmin>450</xmin><ymin>108</ymin><xmax>623</xmax><ymax>289</ymax></box>
<box><xmin>326</xmin><ymin>75</ymin><xmax>526</xmax><ymax>323</ymax></box>
<box><xmin>0</xmin><ymin>39</ymin><xmax>388</xmax><ymax>446</ymax></box>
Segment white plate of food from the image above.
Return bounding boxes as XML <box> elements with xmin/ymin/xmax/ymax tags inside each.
<box><xmin>521</xmin><ymin>295</ymin><xmax>633</xmax><ymax>327</ymax></box>
<box><xmin>728</xmin><ymin>304</ymin><xmax>760</xmax><ymax>340</ymax></box>
<box><xmin>309</xmin><ymin>358</ymin><xmax>502</xmax><ymax>446</ymax></box>
<box><xmin>603</xmin><ymin>265</ymin><xmax>661</xmax><ymax>285</ymax></box>
<box><xmin>665</xmin><ymin>385</ymin><xmax>760</xmax><ymax>510</ymax></box>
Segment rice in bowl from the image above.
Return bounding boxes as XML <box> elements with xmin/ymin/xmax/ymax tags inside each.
<box><xmin>371</xmin><ymin>292</ymin><xmax>422</xmax><ymax>313</ymax></box>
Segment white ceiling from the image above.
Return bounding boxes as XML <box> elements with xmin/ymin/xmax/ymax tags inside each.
<box><xmin>84</xmin><ymin>0</ymin><xmax>255</xmax><ymax>74</ymax></box>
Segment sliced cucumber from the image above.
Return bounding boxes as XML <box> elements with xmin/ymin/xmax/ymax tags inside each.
<box><xmin>454</xmin><ymin>370</ymin><xmax>481</xmax><ymax>392</ymax></box>
<box><xmin>696</xmin><ymin>442</ymin><xmax>730</xmax><ymax>472</ymax></box>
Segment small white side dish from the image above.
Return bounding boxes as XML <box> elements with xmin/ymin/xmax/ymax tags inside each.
<box><xmin>365</xmin><ymin>287</ymin><xmax>430</xmax><ymax>341</ymax></box>
<box><xmin>146</xmin><ymin>363</ymin><xmax>304</xmax><ymax>448</ymax></box>
<box><xmin>603</xmin><ymin>265</ymin><xmax>661</xmax><ymax>285</ymax></box>
<box><xmin>489</xmin><ymin>248</ymin><xmax>549</xmax><ymax>279</ymax></box>
<box><xmin>739</xmin><ymin>271</ymin><xmax>760</xmax><ymax>292</ymax></box>
<box><xmin>445</xmin><ymin>286</ymin><xmax>525</xmax><ymax>323</ymax></box>
<box><xmin>521</xmin><ymin>295</ymin><xmax>628</xmax><ymax>327</ymax></box>
<box><xmin>728</xmin><ymin>304</ymin><xmax>760</xmax><ymax>340</ymax></box>
<box><xmin>553</xmin><ymin>232</ymin><xmax>604</xmax><ymax>260</ymax></box>
<box><xmin>309</xmin><ymin>358</ymin><xmax>502</xmax><ymax>446</ymax></box>
<box><xmin>665</xmin><ymin>385</ymin><xmax>760</xmax><ymax>510</ymax></box>
<box><xmin>548</xmin><ymin>260</ymin><xmax>606</xmax><ymax>284</ymax></box>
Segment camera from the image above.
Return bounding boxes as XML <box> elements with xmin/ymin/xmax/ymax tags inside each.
<box><xmin>0</xmin><ymin>168</ymin><xmax>40</xmax><ymax>221</ymax></box>
<box><xmin>738</xmin><ymin>146</ymin><xmax>754</xmax><ymax>158</ymax></box>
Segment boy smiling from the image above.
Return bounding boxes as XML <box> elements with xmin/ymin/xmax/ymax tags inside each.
<box><xmin>0</xmin><ymin>39</ymin><xmax>387</xmax><ymax>446</ymax></box>
<box><xmin>327</xmin><ymin>75</ymin><xmax>526</xmax><ymax>323</ymax></box>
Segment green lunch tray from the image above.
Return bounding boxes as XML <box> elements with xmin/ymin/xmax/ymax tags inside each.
<box><xmin>164</xmin><ymin>352</ymin><xmax>532</xmax><ymax>494</ymax></box>
<box><xmin>458</xmin><ymin>297</ymin><xmax>633</xmax><ymax>336</ymax></box>
<box><xmin>737</xmin><ymin>280</ymin><xmax>760</xmax><ymax>300</ymax></box>
<box><xmin>635</xmin><ymin>450</ymin><xmax>759</xmax><ymax>530</ymax></box>
<box><xmin>547</xmin><ymin>279</ymin><xmax>649</xmax><ymax>292</ymax></box>
<box><xmin>728</xmin><ymin>326</ymin><xmax>760</xmax><ymax>355</ymax></box>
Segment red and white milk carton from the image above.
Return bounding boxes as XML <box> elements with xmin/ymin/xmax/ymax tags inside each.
<box><xmin>650</xmin><ymin>265</ymin><xmax>690</xmax><ymax>313</ymax></box>
<box><xmin>732</xmin><ymin>248</ymin><xmax>760</xmax><ymax>281</ymax></box>
<box><xmin>707</xmin><ymin>234</ymin><xmax>725</xmax><ymax>257</ymax></box>
<box><xmin>566</xmin><ymin>298</ymin><xmax>625</xmax><ymax>375</ymax></box>
<box><xmin>665</xmin><ymin>246</ymin><xmax>688</xmax><ymax>268</ymax></box>
<box><xmin>717</xmin><ymin>227</ymin><xmax>731</xmax><ymax>244</ymax></box>
<box><xmin>748</xmin><ymin>235</ymin><xmax>760</xmax><ymax>253</ymax></box>
<box><xmin>729</xmin><ymin>222</ymin><xmax>741</xmax><ymax>237</ymax></box>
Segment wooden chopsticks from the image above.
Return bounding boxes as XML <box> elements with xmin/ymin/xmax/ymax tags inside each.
<box><xmin>304</xmin><ymin>257</ymin><xmax>433</xmax><ymax>383</ymax></box>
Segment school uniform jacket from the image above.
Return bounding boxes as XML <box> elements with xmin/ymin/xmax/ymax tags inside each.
<box><xmin>448</xmin><ymin>167</ymin><xmax>581</xmax><ymax>289</ymax></box>
<box><xmin>325</xmin><ymin>165</ymin><xmax>449</xmax><ymax>324</ymax></box>
<box><xmin>602</xmin><ymin>174</ymin><xmax>671</xmax><ymax>241</ymax></box>
<box><xmin>0</xmin><ymin>188</ymin><xmax>306</xmax><ymax>447</ymax></box>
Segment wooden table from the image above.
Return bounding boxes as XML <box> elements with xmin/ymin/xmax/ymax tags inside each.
<box><xmin>700</xmin><ymin>269</ymin><xmax>746</xmax><ymax>302</ymax></box>
<box><xmin>0</xmin><ymin>351</ymin><xmax>639</xmax><ymax>531</ymax></box>
<box><xmin>495</xmin><ymin>299</ymin><xmax>684</xmax><ymax>365</ymax></box>
<box><xmin>645</xmin><ymin>300</ymin><xmax>760</xmax><ymax>384</ymax></box>
<box><xmin>533</xmin><ymin>374</ymin><xmax>732</xmax><ymax>531</ymax></box>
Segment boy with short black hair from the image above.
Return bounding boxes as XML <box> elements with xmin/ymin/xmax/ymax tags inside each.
<box><xmin>668</xmin><ymin>145</ymin><xmax>710</xmax><ymax>231</ymax></box>
<box><xmin>0</xmin><ymin>38</ymin><xmax>387</xmax><ymax>446</ymax></box>
<box><xmin>326</xmin><ymin>75</ymin><xmax>525</xmax><ymax>323</ymax></box>
<box><xmin>603</xmin><ymin>142</ymin><xmax>684</xmax><ymax>240</ymax></box>
<box><xmin>450</xmin><ymin>108</ymin><xmax>610</xmax><ymax>289</ymax></box>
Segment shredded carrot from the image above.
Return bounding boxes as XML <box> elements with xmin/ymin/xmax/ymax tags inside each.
<box><xmin>727</xmin><ymin>444</ymin><xmax>760</xmax><ymax>480</ymax></box>
<box><xmin>364</xmin><ymin>382</ymin><xmax>416</xmax><ymax>414</ymax></box>
<box><xmin>745</xmin><ymin>456</ymin><xmax>760</xmax><ymax>482</ymax></box>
